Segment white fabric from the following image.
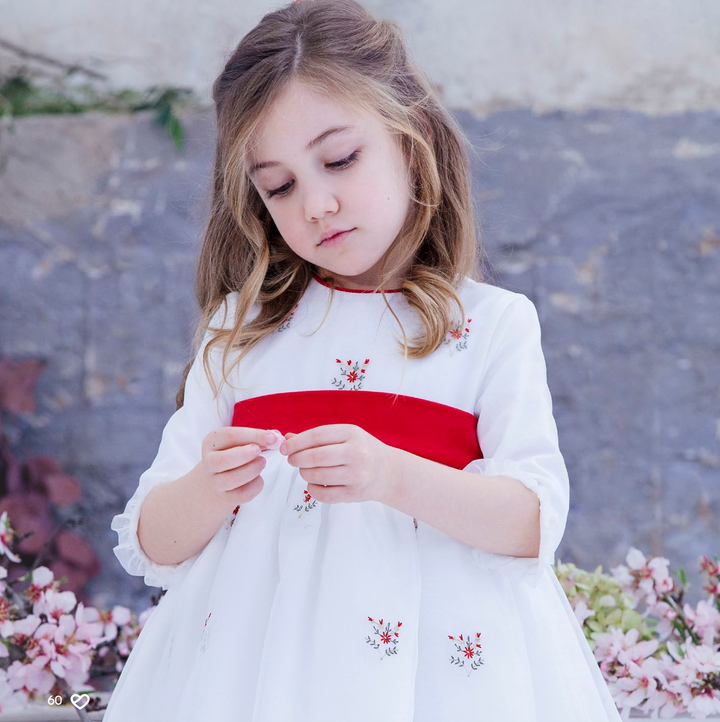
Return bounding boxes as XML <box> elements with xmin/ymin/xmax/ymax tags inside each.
<box><xmin>464</xmin><ymin>295</ymin><xmax>570</xmax><ymax>589</ymax></box>
<box><xmin>105</xmin><ymin>277</ymin><xmax>622</xmax><ymax>722</ymax></box>
<box><xmin>110</xmin><ymin>296</ymin><xmax>241</xmax><ymax>590</ymax></box>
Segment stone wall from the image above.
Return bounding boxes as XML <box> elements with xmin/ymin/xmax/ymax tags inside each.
<box><xmin>2</xmin><ymin>0</ymin><xmax>720</xmax><ymax>113</ymax></box>
<box><xmin>1</xmin><ymin>106</ymin><xmax>718</xmax><ymax>611</ymax></box>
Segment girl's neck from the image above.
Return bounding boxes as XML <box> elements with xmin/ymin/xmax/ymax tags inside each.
<box><xmin>312</xmin><ymin>272</ymin><xmax>403</xmax><ymax>294</ymax></box>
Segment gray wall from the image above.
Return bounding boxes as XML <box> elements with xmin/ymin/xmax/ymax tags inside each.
<box><xmin>1</xmin><ymin>1</ymin><xmax>719</xmax><ymax>610</ymax></box>
<box><xmin>2</xmin><ymin>105</ymin><xmax>718</xmax><ymax>611</ymax></box>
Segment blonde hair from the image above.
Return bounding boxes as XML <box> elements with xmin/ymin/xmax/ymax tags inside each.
<box><xmin>177</xmin><ymin>0</ymin><xmax>490</xmax><ymax>409</ymax></box>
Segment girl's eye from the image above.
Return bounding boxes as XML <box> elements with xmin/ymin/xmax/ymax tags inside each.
<box><xmin>265</xmin><ymin>150</ymin><xmax>361</xmax><ymax>199</ymax></box>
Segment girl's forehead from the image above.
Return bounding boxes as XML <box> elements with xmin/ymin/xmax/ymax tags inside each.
<box><xmin>253</xmin><ymin>86</ymin><xmax>375</xmax><ymax>141</ymax></box>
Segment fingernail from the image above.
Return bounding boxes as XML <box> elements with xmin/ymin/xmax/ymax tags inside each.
<box><xmin>279</xmin><ymin>443</ymin><xmax>287</xmax><ymax>455</ymax></box>
<box><xmin>251</xmin><ymin>444</ymin><xmax>261</xmax><ymax>454</ymax></box>
<box><xmin>265</xmin><ymin>431</ymin><xmax>278</xmax><ymax>444</ymax></box>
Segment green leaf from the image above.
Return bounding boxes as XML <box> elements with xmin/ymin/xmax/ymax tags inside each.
<box><xmin>167</xmin><ymin>114</ymin><xmax>185</xmax><ymax>151</ymax></box>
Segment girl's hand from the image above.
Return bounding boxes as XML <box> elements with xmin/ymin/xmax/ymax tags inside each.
<box><xmin>200</xmin><ymin>427</ymin><xmax>281</xmax><ymax>506</ymax></box>
<box><xmin>279</xmin><ymin>424</ymin><xmax>400</xmax><ymax>505</ymax></box>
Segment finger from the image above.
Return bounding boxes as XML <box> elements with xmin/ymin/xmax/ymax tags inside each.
<box><xmin>210</xmin><ymin>442</ymin><xmax>264</xmax><ymax>475</ymax></box>
<box><xmin>283</xmin><ymin>424</ymin><xmax>352</xmax><ymax>456</ymax></box>
<box><xmin>207</xmin><ymin>426</ymin><xmax>281</xmax><ymax>452</ymax></box>
<box><xmin>287</xmin><ymin>443</ymin><xmax>346</xmax><ymax>470</ymax></box>
<box><xmin>263</xmin><ymin>429</ymin><xmax>285</xmax><ymax>450</ymax></box>
<box><xmin>214</xmin><ymin>459</ymin><xmax>267</xmax><ymax>493</ymax></box>
<box><xmin>305</xmin><ymin>480</ymin><xmax>348</xmax><ymax>503</ymax></box>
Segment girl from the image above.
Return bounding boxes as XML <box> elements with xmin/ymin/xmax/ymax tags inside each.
<box><xmin>106</xmin><ymin>1</ymin><xmax>623</xmax><ymax>720</ymax></box>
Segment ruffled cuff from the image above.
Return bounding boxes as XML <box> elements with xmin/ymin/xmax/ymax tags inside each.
<box><xmin>462</xmin><ymin>457</ymin><xmax>563</xmax><ymax>589</ymax></box>
<box><xmin>111</xmin><ymin>482</ymin><xmax>197</xmax><ymax>591</ymax></box>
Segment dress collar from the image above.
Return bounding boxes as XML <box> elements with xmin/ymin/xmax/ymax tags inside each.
<box><xmin>312</xmin><ymin>273</ymin><xmax>402</xmax><ymax>294</ymax></box>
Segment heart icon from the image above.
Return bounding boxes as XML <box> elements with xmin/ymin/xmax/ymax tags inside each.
<box><xmin>71</xmin><ymin>693</ymin><xmax>90</xmax><ymax>710</ymax></box>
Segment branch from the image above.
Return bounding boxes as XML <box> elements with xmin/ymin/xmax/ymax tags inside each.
<box><xmin>0</xmin><ymin>37</ymin><xmax>107</xmax><ymax>80</ymax></box>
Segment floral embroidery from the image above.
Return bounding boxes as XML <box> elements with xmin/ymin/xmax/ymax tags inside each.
<box><xmin>366</xmin><ymin>616</ymin><xmax>403</xmax><ymax>660</ymax></box>
<box><xmin>199</xmin><ymin>612</ymin><xmax>213</xmax><ymax>653</ymax></box>
<box><xmin>224</xmin><ymin>504</ymin><xmax>241</xmax><ymax>531</ymax></box>
<box><xmin>331</xmin><ymin>358</ymin><xmax>370</xmax><ymax>390</ymax></box>
<box><xmin>443</xmin><ymin>318</ymin><xmax>473</xmax><ymax>352</ymax></box>
<box><xmin>293</xmin><ymin>488</ymin><xmax>319</xmax><ymax>517</ymax></box>
<box><xmin>448</xmin><ymin>631</ymin><xmax>484</xmax><ymax>676</ymax></box>
<box><xmin>277</xmin><ymin>303</ymin><xmax>299</xmax><ymax>332</ymax></box>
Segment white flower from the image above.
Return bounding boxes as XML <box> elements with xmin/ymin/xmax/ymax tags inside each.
<box><xmin>31</xmin><ymin>566</ymin><xmax>54</xmax><ymax>589</ymax></box>
<box><xmin>33</xmin><ymin>589</ymin><xmax>77</xmax><ymax>623</ymax></box>
<box><xmin>573</xmin><ymin>599</ymin><xmax>596</xmax><ymax>625</ymax></box>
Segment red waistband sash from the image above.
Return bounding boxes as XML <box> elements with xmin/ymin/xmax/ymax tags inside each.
<box><xmin>231</xmin><ymin>390</ymin><xmax>482</xmax><ymax>470</ymax></box>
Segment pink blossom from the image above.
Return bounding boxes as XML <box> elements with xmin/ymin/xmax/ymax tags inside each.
<box><xmin>31</xmin><ymin>566</ymin><xmax>54</xmax><ymax>588</ymax></box>
<box><xmin>573</xmin><ymin>599</ymin><xmax>595</xmax><ymax>626</ymax></box>
<box><xmin>659</xmin><ymin>641</ymin><xmax>720</xmax><ymax>717</ymax></box>
<box><xmin>29</xmin><ymin>615</ymin><xmax>96</xmax><ymax>687</ymax></box>
<box><xmin>0</xmin><ymin>667</ymin><xmax>29</xmax><ymax>713</ymax></box>
<box><xmin>611</xmin><ymin>655</ymin><xmax>667</xmax><ymax>712</ymax></box>
<box><xmin>644</xmin><ymin>599</ymin><xmax>678</xmax><ymax>640</ymax></box>
<box><xmin>33</xmin><ymin>588</ymin><xmax>77</xmax><ymax>623</ymax></box>
<box><xmin>699</xmin><ymin>555</ymin><xmax>719</xmax><ymax>578</ymax></box>
<box><xmin>25</xmin><ymin>566</ymin><xmax>55</xmax><ymax>606</ymax></box>
<box><xmin>682</xmin><ymin>598</ymin><xmax>720</xmax><ymax>648</ymax></box>
<box><xmin>616</xmin><ymin>635</ymin><xmax>660</xmax><ymax>669</ymax></box>
<box><xmin>611</xmin><ymin>547</ymin><xmax>675</xmax><ymax>609</ymax></box>
<box><xmin>641</xmin><ymin>653</ymin><xmax>687</xmax><ymax>718</ymax></box>
<box><xmin>6</xmin><ymin>659</ymin><xmax>54</xmax><ymax>698</ymax></box>
<box><xmin>592</xmin><ymin>626</ymin><xmax>660</xmax><ymax>691</ymax></box>
<box><xmin>593</xmin><ymin>627</ymin><xmax>631</xmax><ymax>684</ymax></box>
<box><xmin>8</xmin><ymin>615</ymin><xmax>42</xmax><ymax>646</ymax></box>
<box><xmin>77</xmin><ymin>603</ymin><xmax>132</xmax><ymax>644</ymax></box>
<box><xmin>594</xmin><ymin>626</ymin><xmax>640</xmax><ymax>662</ymax></box>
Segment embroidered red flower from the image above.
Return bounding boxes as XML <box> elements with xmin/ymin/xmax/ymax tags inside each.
<box><xmin>366</xmin><ymin>616</ymin><xmax>403</xmax><ymax>659</ymax></box>
<box><xmin>294</xmin><ymin>488</ymin><xmax>319</xmax><ymax>517</ymax></box>
<box><xmin>331</xmin><ymin>357</ymin><xmax>370</xmax><ymax>390</ymax></box>
<box><xmin>448</xmin><ymin>631</ymin><xmax>484</xmax><ymax>676</ymax></box>
<box><xmin>443</xmin><ymin>318</ymin><xmax>472</xmax><ymax>352</ymax></box>
<box><xmin>224</xmin><ymin>505</ymin><xmax>241</xmax><ymax>531</ymax></box>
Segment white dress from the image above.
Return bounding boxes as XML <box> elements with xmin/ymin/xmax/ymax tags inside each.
<box><xmin>105</xmin><ymin>274</ymin><xmax>623</xmax><ymax>722</ymax></box>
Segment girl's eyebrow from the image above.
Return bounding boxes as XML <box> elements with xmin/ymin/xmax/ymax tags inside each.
<box><xmin>248</xmin><ymin>125</ymin><xmax>357</xmax><ymax>176</ymax></box>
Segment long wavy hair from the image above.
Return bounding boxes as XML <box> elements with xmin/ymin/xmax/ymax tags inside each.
<box><xmin>176</xmin><ymin>0</ymin><xmax>491</xmax><ymax>409</ymax></box>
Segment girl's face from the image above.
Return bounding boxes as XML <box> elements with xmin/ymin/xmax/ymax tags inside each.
<box><xmin>247</xmin><ymin>81</ymin><xmax>413</xmax><ymax>290</ymax></box>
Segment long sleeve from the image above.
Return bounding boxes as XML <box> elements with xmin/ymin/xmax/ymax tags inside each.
<box><xmin>463</xmin><ymin>293</ymin><xmax>570</xmax><ymax>589</ymax></box>
<box><xmin>110</xmin><ymin>293</ymin><xmax>240</xmax><ymax>590</ymax></box>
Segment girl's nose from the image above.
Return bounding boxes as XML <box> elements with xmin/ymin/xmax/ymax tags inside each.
<box><xmin>305</xmin><ymin>188</ymin><xmax>340</xmax><ymax>223</ymax></box>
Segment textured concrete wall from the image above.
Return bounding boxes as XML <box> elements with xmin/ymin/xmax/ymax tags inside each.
<box><xmin>2</xmin><ymin>0</ymin><xmax>720</xmax><ymax>113</ymax></box>
<box><xmin>1</xmin><ymin>107</ymin><xmax>718</xmax><ymax>611</ymax></box>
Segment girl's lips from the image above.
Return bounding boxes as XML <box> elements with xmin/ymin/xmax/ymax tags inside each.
<box><xmin>319</xmin><ymin>228</ymin><xmax>354</xmax><ymax>247</ymax></box>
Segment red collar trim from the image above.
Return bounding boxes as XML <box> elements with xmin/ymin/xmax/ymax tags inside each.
<box><xmin>232</xmin><ymin>390</ymin><xmax>482</xmax><ymax>470</ymax></box>
<box><xmin>312</xmin><ymin>273</ymin><xmax>403</xmax><ymax>294</ymax></box>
